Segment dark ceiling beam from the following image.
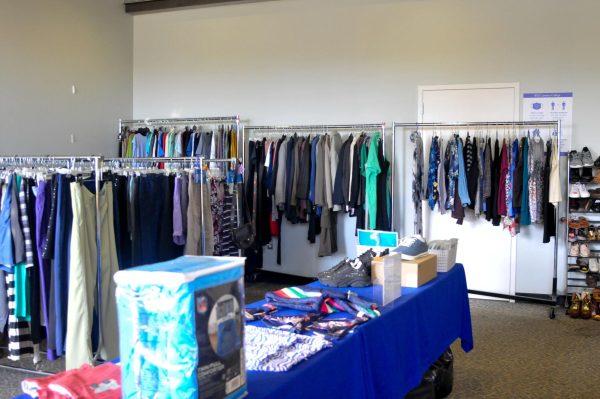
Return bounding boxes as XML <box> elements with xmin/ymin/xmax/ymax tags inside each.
<box><xmin>124</xmin><ymin>0</ymin><xmax>264</xmax><ymax>13</ymax></box>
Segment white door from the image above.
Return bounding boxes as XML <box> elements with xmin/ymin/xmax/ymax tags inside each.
<box><xmin>417</xmin><ymin>83</ymin><xmax>519</xmax><ymax>298</ymax></box>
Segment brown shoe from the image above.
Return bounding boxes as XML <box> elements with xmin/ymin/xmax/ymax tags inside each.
<box><xmin>569</xmin><ymin>293</ymin><xmax>582</xmax><ymax>318</ymax></box>
<box><xmin>582</xmin><ymin>292</ymin><xmax>592</xmax><ymax>319</ymax></box>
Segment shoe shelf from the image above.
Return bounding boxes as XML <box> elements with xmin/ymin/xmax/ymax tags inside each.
<box><xmin>566</xmin><ymin>148</ymin><xmax>600</xmax><ymax>296</ymax></box>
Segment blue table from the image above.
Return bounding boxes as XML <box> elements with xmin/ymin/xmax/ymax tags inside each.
<box><xmin>246</xmin><ymin>264</ymin><xmax>473</xmax><ymax>399</ymax></box>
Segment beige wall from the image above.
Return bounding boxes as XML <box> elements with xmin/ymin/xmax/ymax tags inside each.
<box><xmin>0</xmin><ymin>0</ymin><xmax>133</xmax><ymax>156</ymax></box>
<box><xmin>133</xmin><ymin>0</ymin><xmax>600</xmax><ymax>153</ymax></box>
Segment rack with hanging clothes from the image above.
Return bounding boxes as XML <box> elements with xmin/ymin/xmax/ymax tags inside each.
<box><xmin>393</xmin><ymin>121</ymin><xmax>563</xmax><ymax>316</ymax></box>
<box><xmin>103</xmin><ymin>156</ymin><xmax>242</xmax><ymax>262</ymax></box>
<box><xmin>0</xmin><ymin>156</ymin><xmax>115</xmax><ymax>372</ymax></box>
<box><xmin>117</xmin><ymin>116</ymin><xmax>241</xmax><ymax>161</ymax></box>
<box><xmin>241</xmin><ymin>123</ymin><xmax>391</xmax><ymax>276</ymax></box>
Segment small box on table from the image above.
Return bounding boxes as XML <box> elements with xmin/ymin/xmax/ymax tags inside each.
<box><xmin>371</xmin><ymin>253</ymin><xmax>402</xmax><ymax>305</ymax></box>
<box><xmin>114</xmin><ymin>256</ymin><xmax>247</xmax><ymax>399</ymax></box>
<box><xmin>401</xmin><ymin>254</ymin><xmax>438</xmax><ymax>288</ymax></box>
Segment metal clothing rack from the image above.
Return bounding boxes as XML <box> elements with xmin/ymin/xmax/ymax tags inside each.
<box><xmin>393</xmin><ymin>121</ymin><xmax>563</xmax><ymax>317</ymax></box>
<box><xmin>117</xmin><ymin>116</ymin><xmax>242</xmax><ymax>160</ymax></box>
<box><xmin>104</xmin><ymin>156</ymin><xmax>241</xmax><ymax>257</ymax></box>
<box><xmin>0</xmin><ymin>155</ymin><xmax>105</xmax><ymax>368</ymax></box>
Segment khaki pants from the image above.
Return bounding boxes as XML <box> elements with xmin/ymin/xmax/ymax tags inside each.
<box><xmin>66</xmin><ymin>183</ymin><xmax>119</xmax><ymax>369</ymax></box>
<box><xmin>184</xmin><ymin>173</ymin><xmax>213</xmax><ymax>256</ymax></box>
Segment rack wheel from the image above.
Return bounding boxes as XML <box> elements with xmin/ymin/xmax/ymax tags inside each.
<box><xmin>549</xmin><ymin>308</ymin><xmax>556</xmax><ymax>319</ymax></box>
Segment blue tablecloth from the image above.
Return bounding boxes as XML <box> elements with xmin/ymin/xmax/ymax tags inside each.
<box><xmin>246</xmin><ymin>264</ymin><xmax>473</xmax><ymax>399</ymax></box>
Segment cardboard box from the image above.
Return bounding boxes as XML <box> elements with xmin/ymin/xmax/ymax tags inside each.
<box><xmin>371</xmin><ymin>253</ymin><xmax>402</xmax><ymax>305</ymax></box>
<box><xmin>401</xmin><ymin>254</ymin><xmax>438</xmax><ymax>288</ymax></box>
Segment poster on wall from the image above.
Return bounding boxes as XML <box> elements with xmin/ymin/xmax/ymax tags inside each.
<box><xmin>522</xmin><ymin>92</ymin><xmax>573</xmax><ymax>155</ymax></box>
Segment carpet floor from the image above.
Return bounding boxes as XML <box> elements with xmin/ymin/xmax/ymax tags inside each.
<box><xmin>1</xmin><ymin>289</ymin><xmax>598</xmax><ymax>398</ymax></box>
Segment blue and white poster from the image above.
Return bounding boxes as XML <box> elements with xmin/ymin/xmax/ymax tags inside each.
<box><xmin>523</xmin><ymin>92</ymin><xmax>573</xmax><ymax>155</ymax></box>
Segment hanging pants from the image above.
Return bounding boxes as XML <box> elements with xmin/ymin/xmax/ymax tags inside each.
<box><xmin>66</xmin><ymin>183</ymin><xmax>119</xmax><ymax>370</ymax></box>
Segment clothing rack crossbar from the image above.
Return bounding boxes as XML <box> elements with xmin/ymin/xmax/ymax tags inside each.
<box><xmin>119</xmin><ymin>116</ymin><xmax>239</xmax><ymax>125</ymax></box>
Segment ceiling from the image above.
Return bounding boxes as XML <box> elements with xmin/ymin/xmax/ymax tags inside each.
<box><xmin>124</xmin><ymin>0</ymin><xmax>266</xmax><ymax>13</ymax></box>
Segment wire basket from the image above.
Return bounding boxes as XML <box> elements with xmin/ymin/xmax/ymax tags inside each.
<box><xmin>428</xmin><ymin>239</ymin><xmax>458</xmax><ymax>272</ymax></box>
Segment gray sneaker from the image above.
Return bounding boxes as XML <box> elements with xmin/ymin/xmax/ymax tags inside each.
<box><xmin>570</xmin><ymin>151</ymin><xmax>583</xmax><ymax>168</ymax></box>
<box><xmin>394</xmin><ymin>235</ymin><xmax>428</xmax><ymax>260</ymax></box>
<box><xmin>318</xmin><ymin>259</ymin><xmax>372</xmax><ymax>287</ymax></box>
<box><xmin>582</xmin><ymin>147</ymin><xmax>594</xmax><ymax>167</ymax></box>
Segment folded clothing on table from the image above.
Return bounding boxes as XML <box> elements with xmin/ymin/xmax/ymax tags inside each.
<box><xmin>265</xmin><ymin>286</ymin><xmax>380</xmax><ymax>318</ymax></box>
<box><xmin>245</xmin><ymin>325</ymin><xmax>332</xmax><ymax>372</ymax></box>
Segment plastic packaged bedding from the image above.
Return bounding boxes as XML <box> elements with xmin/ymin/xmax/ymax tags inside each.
<box><xmin>114</xmin><ymin>256</ymin><xmax>247</xmax><ymax>399</ymax></box>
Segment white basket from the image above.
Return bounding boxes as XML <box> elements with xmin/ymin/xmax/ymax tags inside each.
<box><xmin>428</xmin><ymin>239</ymin><xmax>458</xmax><ymax>272</ymax></box>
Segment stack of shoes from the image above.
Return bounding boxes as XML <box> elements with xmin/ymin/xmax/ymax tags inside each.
<box><xmin>570</xmin><ymin>148</ymin><xmax>594</xmax><ymax>183</ymax></box>
<box><xmin>317</xmin><ymin>249</ymin><xmax>389</xmax><ymax>288</ymax></box>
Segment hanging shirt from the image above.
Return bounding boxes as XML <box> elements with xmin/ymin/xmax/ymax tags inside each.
<box><xmin>456</xmin><ymin>137</ymin><xmax>471</xmax><ymax>207</ymax></box>
<box><xmin>520</xmin><ymin>138</ymin><xmax>531</xmax><ymax>226</ymax></box>
<box><xmin>426</xmin><ymin>136</ymin><xmax>440</xmax><ymax>211</ymax></box>
<box><xmin>364</xmin><ymin>133</ymin><xmax>381</xmax><ymax>230</ymax></box>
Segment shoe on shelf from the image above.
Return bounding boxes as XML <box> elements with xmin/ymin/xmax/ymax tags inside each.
<box><xmin>569</xmin><ymin>228</ymin><xmax>577</xmax><ymax>242</ymax></box>
<box><xmin>578</xmin><ymin>217</ymin><xmax>590</xmax><ymax>228</ymax></box>
<box><xmin>592</xmin><ymin>200</ymin><xmax>600</xmax><ymax>213</ymax></box>
<box><xmin>569</xmin><ymin>293</ymin><xmax>582</xmax><ymax>318</ymax></box>
<box><xmin>586</xmin><ymin>273</ymin><xmax>598</xmax><ymax>288</ymax></box>
<box><xmin>569</xmin><ymin>184</ymin><xmax>581</xmax><ymax>198</ymax></box>
<box><xmin>577</xmin><ymin>228</ymin><xmax>588</xmax><ymax>241</ymax></box>
<box><xmin>570</xmin><ymin>168</ymin><xmax>581</xmax><ymax>183</ymax></box>
<box><xmin>595</xmin><ymin>155</ymin><xmax>600</xmax><ymax>168</ymax></box>
<box><xmin>568</xmin><ymin>219</ymin><xmax>581</xmax><ymax>229</ymax></box>
<box><xmin>580</xmin><ymin>243</ymin><xmax>591</xmax><ymax>257</ymax></box>
<box><xmin>590</xmin><ymin>258</ymin><xmax>600</xmax><ymax>273</ymax></box>
<box><xmin>578</xmin><ymin>257</ymin><xmax>589</xmax><ymax>271</ymax></box>
<box><xmin>590</xmin><ymin>189</ymin><xmax>600</xmax><ymax>199</ymax></box>
<box><xmin>581</xmin><ymin>167</ymin><xmax>594</xmax><ymax>183</ymax></box>
<box><xmin>393</xmin><ymin>235</ymin><xmax>428</xmax><ymax>260</ymax></box>
<box><xmin>570</xmin><ymin>151</ymin><xmax>583</xmax><ymax>168</ymax></box>
<box><xmin>592</xmin><ymin>288</ymin><xmax>600</xmax><ymax>321</ymax></box>
<box><xmin>582</xmin><ymin>147</ymin><xmax>594</xmax><ymax>167</ymax></box>
<box><xmin>582</xmin><ymin>291</ymin><xmax>593</xmax><ymax>319</ymax></box>
<box><xmin>569</xmin><ymin>242</ymin><xmax>580</xmax><ymax>257</ymax></box>
<box><xmin>579</xmin><ymin>184</ymin><xmax>591</xmax><ymax>198</ymax></box>
<box><xmin>569</xmin><ymin>263</ymin><xmax>581</xmax><ymax>272</ymax></box>
<box><xmin>588</xmin><ymin>226</ymin><xmax>597</xmax><ymax>241</ymax></box>
<box><xmin>594</xmin><ymin>171</ymin><xmax>600</xmax><ymax>184</ymax></box>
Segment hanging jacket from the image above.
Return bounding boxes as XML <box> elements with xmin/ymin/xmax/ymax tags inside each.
<box><xmin>520</xmin><ymin>138</ymin><xmax>531</xmax><ymax>226</ymax></box>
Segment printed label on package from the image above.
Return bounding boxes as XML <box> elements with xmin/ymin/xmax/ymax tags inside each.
<box><xmin>194</xmin><ymin>278</ymin><xmax>246</xmax><ymax>399</ymax></box>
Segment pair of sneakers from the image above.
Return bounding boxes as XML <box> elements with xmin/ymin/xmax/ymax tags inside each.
<box><xmin>318</xmin><ymin>249</ymin><xmax>389</xmax><ymax>288</ymax></box>
<box><xmin>570</xmin><ymin>183</ymin><xmax>590</xmax><ymax>198</ymax></box>
<box><xmin>570</xmin><ymin>242</ymin><xmax>590</xmax><ymax>257</ymax></box>
<box><xmin>570</xmin><ymin>147</ymin><xmax>594</xmax><ymax>168</ymax></box>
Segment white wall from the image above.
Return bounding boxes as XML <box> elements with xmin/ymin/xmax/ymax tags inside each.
<box><xmin>133</xmin><ymin>0</ymin><xmax>600</xmax><ymax>282</ymax></box>
<box><xmin>0</xmin><ymin>0</ymin><xmax>133</xmax><ymax>156</ymax></box>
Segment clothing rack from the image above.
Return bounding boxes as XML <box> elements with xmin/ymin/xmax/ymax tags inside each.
<box><xmin>393</xmin><ymin>121</ymin><xmax>563</xmax><ymax>316</ymax></box>
<box><xmin>104</xmin><ymin>156</ymin><xmax>241</xmax><ymax>257</ymax></box>
<box><xmin>0</xmin><ymin>155</ymin><xmax>106</xmax><ymax>369</ymax></box>
<box><xmin>118</xmin><ymin>116</ymin><xmax>241</xmax><ymax>160</ymax></box>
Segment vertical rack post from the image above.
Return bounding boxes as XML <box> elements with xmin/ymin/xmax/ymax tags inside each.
<box><xmin>199</xmin><ymin>157</ymin><xmax>205</xmax><ymax>256</ymax></box>
<box><xmin>93</xmin><ymin>155</ymin><xmax>104</xmax><ymax>361</ymax></box>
